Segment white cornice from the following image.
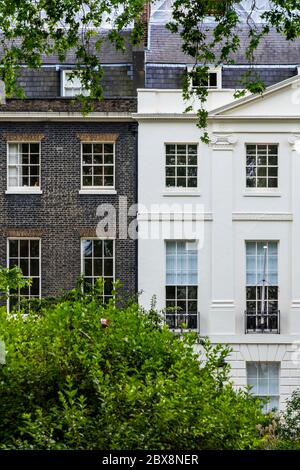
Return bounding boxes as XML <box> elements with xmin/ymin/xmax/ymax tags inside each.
<box><xmin>134</xmin><ymin>113</ymin><xmax>300</xmax><ymax>122</ymax></box>
<box><xmin>209</xmin><ymin>115</ymin><xmax>300</xmax><ymax>121</ymax></box>
<box><xmin>0</xmin><ymin>112</ymin><xmax>134</xmax><ymax>122</ymax></box>
<box><xmin>132</xmin><ymin>113</ymin><xmax>198</xmax><ymax>121</ymax></box>
<box><xmin>137</xmin><ymin>212</ymin><xmax>213</xmax><ymax>221</ymax></box>
<box><xmin>232</xmin><ymin>212</ymin><xmax>293</xmax><ymax>221</ymax></box>
<box><xmin>208</xmin><ymin>335</ymin><xmax>300</xmax><ymax>344</ymax></box>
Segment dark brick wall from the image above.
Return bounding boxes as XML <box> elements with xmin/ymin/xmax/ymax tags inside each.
<box><xmin>0</xmin><ymin>121</ymin><xmax>137</xmax><ymax>300</ymax></box>
<box><xmin>16</xmin><ymin>66</ymin><xmax>135</xmax><ymax>99</ymax></box>
<box><xmin>145</xmin><ymin>65</ymin><xmax>297</xmax><ymax>89</ymax></box>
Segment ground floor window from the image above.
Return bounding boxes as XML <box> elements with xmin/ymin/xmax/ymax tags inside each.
<box><xmin>247</xmin><ymin>362</ymin><xmax>280</xmax><ymax>412</ymax></box>
<box><xmin>81</xmin><ymin>239</ymin><xmax>114</xmax><ymax>302</ymax></box>
<box><xmin>7</xmin><ymin>238</ymin><xmax>41</xmax><ymax>311</ymax></box>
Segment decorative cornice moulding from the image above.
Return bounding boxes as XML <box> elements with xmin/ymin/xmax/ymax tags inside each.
<box><xmin>211</xmin><ymin>133</ymin><xmax>237</xmax><ymax>150</ymax></box>
<box><xmin>289</xmin><ymin>134</ymin><xmax>300</xmax><ymax>151</ymax></box>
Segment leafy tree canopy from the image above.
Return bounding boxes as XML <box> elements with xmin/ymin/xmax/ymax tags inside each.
<box><xmin>0</xmin><ymin>1</ymin><xmax>299</xmax><ymax>135</ymax></box>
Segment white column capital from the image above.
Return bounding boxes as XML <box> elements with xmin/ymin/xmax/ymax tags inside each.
<box><xmin>210</xmin><ymin>133</ymin><xmax>237</xmax><ymax>150</ymax></box>
<box><xmin>289</xmin><ymin>134</ymin><xmax>300</xmax><ymax>151</ymax></box>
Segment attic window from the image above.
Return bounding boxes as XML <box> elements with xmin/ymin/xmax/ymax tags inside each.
<box><xmin>61</xmin><ymin>70</ymin><xmax>89</xmax><ymax>97</ymax></box>
<box><xmin>190</xmin><ymin>67</ymin><xmax>222</xmax><ymax>90</ymax></box>
<box><xmin>206</xmin><ymin>0</ymin><xmax>232</xmax><ymax>16</ymax></box>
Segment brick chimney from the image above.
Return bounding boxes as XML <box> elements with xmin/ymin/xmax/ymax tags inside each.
<box><xmin>140</xmin><ymin>1</ymin><xmax>151</xmax><ymax>50</ymax></box>
<box><xmin>132</xmin><ymin>1</ymin><xmax>150</xmax><ymax>91</ymax></box>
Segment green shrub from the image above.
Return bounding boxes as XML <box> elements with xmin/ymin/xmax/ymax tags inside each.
<box><xmin>0</xmin><ymin>275</ymin><xmax>268</xmax><ymax>450</ymax></box>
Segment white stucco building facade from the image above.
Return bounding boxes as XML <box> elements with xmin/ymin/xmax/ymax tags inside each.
<box><xmin>136</xmin><ymin>75</ymin><xmax>300</xmax><ymax>410</ymax></box>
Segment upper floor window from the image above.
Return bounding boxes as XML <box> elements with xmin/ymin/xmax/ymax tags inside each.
<box><xmin>165</xmin><ymin>241</ymin><xmax>198</xmax><ymax>330</ymax></box>
<box><xmin>81</xmin><ymin>143</ymin><xmax>115</xmax><ymax>189</ymax></box>
<box><xmin>190</xmin><ymin>67</ymin><xmax>222</xmax><ymax>89</ymax></box>
<box><xmin>81</xmin><ymin>239</ymin><xmax>114</xmax><ymax>302</ymax></box>
<box><xmin>61</xmin><ymin>70</ymin><xmax>89</xmax><ymax>97</ymax></box>
<box><xmin>165</xmin><ymin>144</ymin><xmax>197</xmax><ymax>188</ymax></box>
<box><xmin>8</xmin><ymin>238</ymin><xmax>41</xmax><ymax>311</ymax></box>
<box><xmin>8</xmin><ymin>142</ymin><xmax>40</xmax><ymax>191</ymax></box>
<box><xmin>246</xmin><ymin>144</ymin><xmax>278</xmax><ymax>188</ymax></box>
<box><xmin>247</xmin><ymin>362</ymin><xmax>280</xmax><ymax>412</ymax></box>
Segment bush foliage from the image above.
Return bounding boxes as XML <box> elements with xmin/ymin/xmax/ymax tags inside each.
<box><xmin>0</xmin><ymin>276</ymin><xmax>269</xmax><ymax>450</ymax></box>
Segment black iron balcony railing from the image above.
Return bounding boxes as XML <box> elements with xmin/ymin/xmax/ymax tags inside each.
<box><xmin>163</xmin><ymin>312</ymin><xmax>200</xmax><ymax>333</ymax></box>
<box><xmin>245</xmin><ymin>311</ymin><xmax>280</xmax><ymax>334</ymax></box>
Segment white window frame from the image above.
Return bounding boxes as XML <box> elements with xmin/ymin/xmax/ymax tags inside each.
<box><xmin>165</xmin><ymin>240</ymin><xmax>199</xmax><ymax>331</ymax></box>
<box><xmin>245</xmin><ymin>240</ymin><xmax>279</xmax><ymax>317</ymax></box>
<box><xmin>245</xmin><ymin>143</ymin><xmax>279</xmax><ymax>190</ymax></box>
<box><xmin>165</xmin><ymin>143</ymin><xmax>198</xmax><ymax>190</ymax></box>
<box><xmin>80</xmin><ymin>141</ymin><xmax>115</xmax><ymax>192</ymax></box>
<box><xmin>7</xmin><ymin>238</ymin><xmax>42</xmax><ymax>312</ymax></box>
<box><xmin>80</xmin><ymin>238</ymin><xmax>115</xmax><ymax>301</ymax></box>
<box><xmin>6</xmin><ymin>142</ymin><xmax>42</xmax><ymax>194</ymax></box>
<box><xmin>247</xmin><ymin>362</ymin><xmax>280</xmax><ymax>412</ymax></box>
<box><xmin>61</xmin><ymin>69</ymin><xmax>89</xmax><ymax>97</ymax></box>
<box><xmin>188</xmin><ymin>66</ymin><xmax>222</xmax><ymax>90</ymax></box>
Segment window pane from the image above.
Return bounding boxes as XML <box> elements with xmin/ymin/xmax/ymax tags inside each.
<box><xmin>82</xmin><ymin>154</ymin><xmax>92</xmax><ymax>165</ymax></box>
<box><xmin>93</xmin><ymin>155</ymin><xmax>103</xmax><ymax>165</ymax></box>
<box><xmin>104</xmin><ymin>259</ymin><xmax>113</xmax><ymax>277</ymax></box>
<box><xmin>9</xmin><ymin>240</ymin><xmax>18</xmax><ymax>258</ymax></box>
<box><xmin>94</xmin><ymin>259</ymin><xmax>103</xmax><ymax>277</ymax></box>
<box><xmin>104</xmin><ymin>144</ymin><xmax>113</xmax><ymax>153</ymax></box>
<box><xmin>31</xmin><ymin>278</ymin><xmax>40</xmax><ymax>296</ymax></box>
<box><xmin>209</xmin><ymin>73</ymin><xmax>217</xmax><ymax>87</ymax></box>
<box><xmin>30</xmin><ymin>259</ymin><xmax>39</xmax><ymax>277</ymax></box>
<box><xmin>20</xmin><ymin>240</ymin><xmax>29</xmax><ymax>258</ymax></box>
<box><xmin>166</xmin><ymin>286</ymin><xmax>175</xmax><ymax>298</ymax></box>
<box><xmin>83</xmin><ymin>240</ymin><xmax>92</xmax><ymax>257</ymax></box>
<box><xmin>104</xmin><ymin>240</ymin><xmax>113</xmax><ymax>257</ymax></box>
<box><xmin>94</xmin><ymin>240</ymin><xmax>102</xmax><ymax>257</ymax></box>
<box><xmin>84</xmin><ymin>259</ymin><xmax>93</xmax><ymax>276</ymax></box>
<box><xmin>166</xmin><ymin>145</ymin><xmax>175</xmax><ymax>154</ymax></box>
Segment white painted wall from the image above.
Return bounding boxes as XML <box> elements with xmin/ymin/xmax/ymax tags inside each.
<box><xmin>137</xmin><ymin>86</ymin><xmax>300</xmax><ymax>409</ymax></box>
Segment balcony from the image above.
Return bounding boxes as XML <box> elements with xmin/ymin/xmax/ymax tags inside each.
<box><xmin>244</xmin><ymin>311</ymin><xmax>280</xmax><ymax>334</ymax></box>
<box><xmin>163</xmin><ymin>312</ymin><xmax>200</xmax><ymax>333</ymax></box>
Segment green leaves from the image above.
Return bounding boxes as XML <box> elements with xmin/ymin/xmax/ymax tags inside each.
<box><xmin>0</xmin><ymin>266</ymin><xmax>31</xmax><ymax>299</ymax></box>
<box><xmin>0</xmin><ymin>0</ymin><xmax>147</xmax><ymax>108</ymax></box>
<box><xmin>167</xmin><ymin>0</ymin><xmax>300</xmax><ymax>141</ymax></box>
<box><xmin>0</xmin><ymin>281</ymin><xmax>267</xmax><ymax>449</ymax></box>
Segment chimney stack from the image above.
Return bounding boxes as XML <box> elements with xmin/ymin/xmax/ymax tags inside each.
<box><xmin>141</xmin><ymin>1</ymin><xmax>151</xmax><ymax>50</ymax></box>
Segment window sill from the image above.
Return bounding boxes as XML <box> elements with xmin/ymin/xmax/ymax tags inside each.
<box><xmin>79</xmin><ymin>189</ymin><xmax>117</xmax><ymax>195</ymax></box>
<box><xmin>162</xmin><ymin>189</ymin><xmax>201</xmax><ymax>197</ymax></box>
<box><xmin>5</xmin><ymin>189</ymin><xmax>42</xmax><ymax>195</ymax></box>
<box><xmin>243</xmin><ymin>190</ymin><xmax>281</xmax><ymax>197</ymax></box>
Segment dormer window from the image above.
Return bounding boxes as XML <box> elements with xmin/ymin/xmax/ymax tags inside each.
<box><xmin>190</xmin><ymin>67</ymin><xmax>222</xmax><ymax>90</ymax></box>
<box><xmin>61</xmin><ymin>70</ymin><xmax>89</xmax><ymax>97</ymax></box>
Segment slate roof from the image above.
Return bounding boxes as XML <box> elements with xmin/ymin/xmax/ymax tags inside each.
<box><xmin>0</xmin><ymin>30</ymin><xmax>134</xmax><ymax>65</ymax></box>
<box><xmin>147</xmin><ymin>24</ymin><xmax>300</xmax><ymax>65</ymax></box>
